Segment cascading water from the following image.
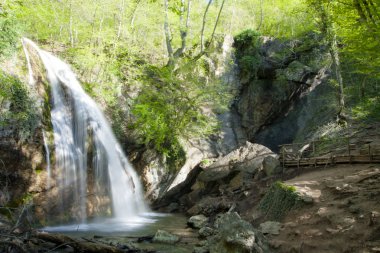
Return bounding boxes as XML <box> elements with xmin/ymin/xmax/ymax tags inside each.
<box><xmin>22</xmin><ymin>38</ymin><xmax>148</xmax><ymax>226</ymax></box>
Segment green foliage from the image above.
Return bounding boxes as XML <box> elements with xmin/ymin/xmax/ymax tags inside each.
<box><xmin>234</xmin><ymin>29</ymin><xmax>261</xmax><ymax>53</ymax></box>
<box><xmin>304</xmin><ymin>0</ymin><xmax>380</xmax><ymax>77</ymax></box>
<box><xmin>259</xmin><ymin>181</ymin><xmax>302</xmax><ymax>221</ymax></box>
<box><xmin>0</xmin><ymin>2</ymin><xmax>21</xmax><ymax>58</ymax></box>
<box><xmin>0</xmin><ymin>71</ymin><xmax>39</xmax><ymax>140</ymax></box>
<box><xmin>234</xmin><ymin>29</ymin><xmax>262</xmax><ymax>76</ymax></box>
<box><xmin>131</xmin><ymin>63</ymin><xmax>219</xmax><ymax>160</ymax></box>
<box><xmin>200</xmin><ymin>158</ymin><xmax>213</xmax><ymax>167</ymax></box>
<box><xmin>352</xmin><ymin>97</ymin><xmax>380</xmax><ymax>122</ymax></box>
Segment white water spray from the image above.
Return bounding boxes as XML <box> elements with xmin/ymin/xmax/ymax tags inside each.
<box><xmin>22</xmin><ymin>38</ymin><xmax>148</xmax><ymax>222</ymax></box>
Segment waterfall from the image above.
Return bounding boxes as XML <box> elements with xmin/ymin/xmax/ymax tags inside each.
<box><xmin>22</xmin><ymin>38</ymin><xmax>148</xmax><ymax>223</ymax></box>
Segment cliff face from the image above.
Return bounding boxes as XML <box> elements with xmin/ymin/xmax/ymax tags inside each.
<box><xmin>131</xmin><ymin>32</ymin><xmax>339</xmax><ymax>201</ymax></box>
<box><xmin>233</xmin><ymin>32</ymin><xmax>337</xmax><ymax>151</ymax></box>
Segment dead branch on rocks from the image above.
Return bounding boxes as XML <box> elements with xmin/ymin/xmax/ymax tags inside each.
<box><xmin>0</xmin><ymin>239</ymin><xmax>28</xmax><ymax>253</ymax></box>
<box><xmin>36</xmin><ymin>232</ymin><xmax>125</xmax><ymax>253</ymax></box>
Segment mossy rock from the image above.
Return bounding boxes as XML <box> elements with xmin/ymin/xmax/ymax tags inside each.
<box><xmin>259</xmin><ymin>181</ymin><xmax>303</xmax><ymax>221</ymax></box>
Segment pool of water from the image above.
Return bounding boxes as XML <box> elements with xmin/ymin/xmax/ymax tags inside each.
<box><xmin>42</xmin><ymin>212</ymin><xmax>169</xmax><ymax>234</ymax></box>
<box><xmin>40</xmin><ymin>213</ymin><xmax>197</xmax><ymax>253</ymax></box>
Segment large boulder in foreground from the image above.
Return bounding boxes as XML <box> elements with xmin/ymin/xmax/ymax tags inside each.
<box><xmin>188</xmin><ymin>214</ymin><xmax>209</xmax><ymax>229</ymax></box>
<box><xmin>194</xmin><ymin>212</ymin><xmax>268</xmax><ymax>253</ymax></box>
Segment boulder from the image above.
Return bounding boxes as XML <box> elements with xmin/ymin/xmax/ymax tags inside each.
<box><xmin>193</xmin><ymin>240</ymin><xmax>210</xmax><ymax>253</ymax></box>
<box><xmin>187</xmin><ymin>196</ymin><xmax>232</xmax><ymax>216</ymax></box>
<box><xmin>198</xmin><ymin>142</ymin><xmax>275</xmax><ymax>183</ymax></box>
<box><xmin>207</xmin><ymin>212</ymin><xmax>267</xmax><ymax>253</ymax></box>
<box><xmin>199</xmin><ymin>226</ymin><xmax>215</xmax><ymax>238</ymax></box>
<box><xmin>152</xmin><ymin>230</ymin><xmax>180</xmax><ymax>244</ymax></box>
<box><xmin>188</xmin><ymin>214</ymin><xmax>209</xmax><ymax>229</ymax></box>
<box><xmin>262</xmin><ymin>156</ymin><xmax>281</xmax><ymax>176</ymax></box>
<box><xmin>260</xmin><ymin>221</ymin><xmax>281</xmax><ymax>235</ymax></box>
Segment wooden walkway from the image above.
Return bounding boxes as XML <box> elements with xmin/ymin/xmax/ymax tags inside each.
<box><xmin>279</xmin><ymin>138</ymin><xmax>380</xmax><ymax>168</ymax></box>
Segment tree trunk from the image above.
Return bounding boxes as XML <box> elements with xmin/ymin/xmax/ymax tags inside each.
<box><xmin>164</xmin><ymin>0</ymin><xmax>174</xmax><ymax>65</ymax></box>
<box><xmin>330</xmin><ymin>34</ymin><xmax>345</xmax><ymax>113</ymax></box>
<box><xmin>206</xmin><ymin>0</ymin><xmax>226</xmax><ymax>51</ymax></box>
<box><xmin>35</xmin><ymin>232</ymin><xmax>124</xmax><ymax>253</ymax></box>
<box><xmin>200</xmin><ymin>0</ymin><xmax>212</xmax><ymax>53</ymax></box>
<box><xmin>174</xmin><ymin>0</ymin><xmax>191</xmax><ymax>57</ymax></box>
<box><xmin>360</xmin><ymin>76</ymin><xmax>367</xmax><ymax>99</ymax></box>
<box><xmin>117</xmin><ymin>0</ymin><xmax>125</xmax><ymax>40</ymax></box>
<box><xmin>257</xmin><ymin>0</ymin><xmax>263</xmax><ymax>31</ymax></box>
<box><xmin>130</xmin><ymin>0</ymin><xmax>141</xmax><ymax>28</ymax></box>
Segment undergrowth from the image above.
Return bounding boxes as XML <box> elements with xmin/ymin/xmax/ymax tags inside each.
<box><xmin>259</xmin><ymin>181</ymin><xmax>303</xmax><ymax>221</ymax></box>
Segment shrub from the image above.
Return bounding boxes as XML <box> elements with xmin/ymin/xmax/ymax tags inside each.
<box><xmin>0</xmin><ymin>71</ymin><xmax>39</xmax><ymax>140</ymax></box>
<box><xmin>0</xmin><ymin>2</ymin><xmax>21</xmax><ymax>58</ymax></box>
<box><xmin>234</xmin><ymin>29</ymin><xmax>262</xmax><ymax>77</ymax></box>
<box><xmin>259</xmin><ymin>181</ymin><xmax>302</xmax><ymax>221</ymax></box>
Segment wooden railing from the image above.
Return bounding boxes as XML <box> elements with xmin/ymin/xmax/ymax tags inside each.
<box><xmin>279</xmin><ymin>138</ymin><xmax>380</xmax><ymax>168</ymax></box>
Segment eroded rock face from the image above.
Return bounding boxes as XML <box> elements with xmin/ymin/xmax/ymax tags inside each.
<box><xmin>234</xmin><ymin>32</ymin><xmax>335</xmax><ymax>151</ymax></box>
<box><xmin>197</xmin><ymin>142</ymin><xmax>275</xmax><ymax>183</ymax></box>
<box><xmin>164</xmin><ymin>142</ymin><xmax>282</xmax><ymax>216</ymax></box>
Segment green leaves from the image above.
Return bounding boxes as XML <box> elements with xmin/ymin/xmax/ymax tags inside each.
<box><xmin>0</xmin><ymin>71</ymin><xmax>39</xmax><ymax>140</ymax></box>
<box><xmin>131</xmin><ymin>63</ymin><xmax>219</xmax><ymax>158</ymax></box>
<box><xmin>0</xmin><ymin>2</ymin><xmax>21</xmax><ymax>58</ymax></box>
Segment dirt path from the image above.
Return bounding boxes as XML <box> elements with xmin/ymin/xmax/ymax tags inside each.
<box><xmin>268</xmin><ymin>164</ymin><xmax>380</xmax><ymax>253</ymax></box>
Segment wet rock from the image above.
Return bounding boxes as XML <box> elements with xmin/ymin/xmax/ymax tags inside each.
<box><xmin>199</xmin><ymin>227</ymin><xmax>215</xmax><ymax>238</ymax></box>
<box><xmin>260</xmin><ymin>221</ymin><xmax>281</xmax><ymax>235</ymax></box>
<box><xmin>188</xmin><ymin>214</ymin><xmax>209</xmax><ymax>229</ymax></box>
<box><xmin>152</xmin><ymin>230</ymin><xmax>180</xmax><ymax>244</ymax></box>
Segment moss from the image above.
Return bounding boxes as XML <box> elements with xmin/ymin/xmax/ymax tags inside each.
<box><xmin>200</xmin><ymin>158</ymin><xmax>213</xmax><ymax>168</ymax></box>
<box><xmin>234</xmin><ymin>29</ymin><xmax>262</xmax><ymax>78</ymax></box>
<box><xmin>259</xmin><ymin>181</ymin><xmax>302</xmax><ymax>221</ymax></box>
<box><xmin>0</xmin><ymin>70</ymin><xmax>40</xmax><ymax>140</ymax></box>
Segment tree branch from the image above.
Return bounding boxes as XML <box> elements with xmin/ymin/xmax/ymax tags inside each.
<box><xmin>200</xmin><ymin>0</ymin><xmax>212</xmax><ymax>53</ymax></box>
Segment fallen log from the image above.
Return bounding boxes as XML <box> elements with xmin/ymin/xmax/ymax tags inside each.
<box><xmin>35</xmin><ymin>232</ymin><xmax>124</xmax><ymax>253</ymax></box>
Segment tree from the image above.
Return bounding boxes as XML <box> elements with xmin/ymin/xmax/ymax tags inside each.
<box><xmin>306</xmin><ymin>0</ymin><xmax>345</xmax><ymax>113</ymax></box>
